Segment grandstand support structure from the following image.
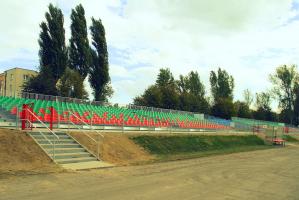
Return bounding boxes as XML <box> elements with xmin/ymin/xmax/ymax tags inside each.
<box><xmin>68</xmin><ymin>110</ymin><xmax>104</xmax><ymax>160</ymax></box>
<box><xmin>0</xmin><ymin>93</ymin><xmax>233</xmax><ymax>132</ymax></box>
<box><xmin>22</xmin><ymin>105</ymin><xmax>60</xmax><ymax>161</ymax></box>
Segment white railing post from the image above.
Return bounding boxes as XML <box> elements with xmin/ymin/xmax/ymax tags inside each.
<box><xmin>68</xmin><ymin>111</ymin><xmax>104</xmax><ymax>161</ymax></box>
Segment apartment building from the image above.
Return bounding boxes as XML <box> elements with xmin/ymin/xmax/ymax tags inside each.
<box><xmin>0</xmin><ymin>67</ymin><xmax>38</xmax><ymax>97</ymax></box>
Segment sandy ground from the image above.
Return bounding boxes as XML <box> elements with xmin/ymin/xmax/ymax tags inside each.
<box><xmin>70</xmin><ymin>132</ymin><xmax>154</xmax><ymax>165</ymax></box>
<box><xmin>0</xmin><ymin>129</ymin><xmax>61</xmax><ymax>175</ymax></box>
<box><xmin>1</xmin><ymin>146</ymin><xmax>299</xmax><ymax>200</ymax></box>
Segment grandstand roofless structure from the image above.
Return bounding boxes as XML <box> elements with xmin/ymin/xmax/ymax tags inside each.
<box><xmin>0</xmin><ymin>93</ymin><xmax>231</xmax><ymax>130</ymax></box>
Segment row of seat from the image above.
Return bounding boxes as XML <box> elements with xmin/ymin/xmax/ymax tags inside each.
<box><xmin>0</xmin><ymin>96</ymin><xmax>231</xmax><ymax>129</ymax></box>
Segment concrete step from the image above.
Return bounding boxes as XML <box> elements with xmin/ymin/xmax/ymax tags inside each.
<box><xmin>56</xmin><ymin>157</ymin><xmax>97</xmax><ymax>164</ymax></box>
<box><xmin>30</xmin><ymin>132</ymin><xmax>68</xmax><ymax>137</ymax></box>
<box><xmin>41</xmin><ymin>143</ymin><xmax>82</xmax><ymax>149</ymax></box>
<box><xmin>28</xmin><ymin>131</ymin><xmax>99</xmax><ymax>165</ymax></box>
<box><xmin>51</xmin><ymin>152</ymin><xmax>93</xmax><ymax>159</ymax></box>
<box><xmin>35</xmin><ymin>139</ymin><xmax>76</xmax><ymax>144</ymax></box>
<box><xmin>46</xmin><ymin>148</ymin><xmax>87</xmax><ymax>154</ymax></box>
<box><xmin>31</xmin><ymin>135</ymin><xmax>71</xmax><ymax>140</ymax></box>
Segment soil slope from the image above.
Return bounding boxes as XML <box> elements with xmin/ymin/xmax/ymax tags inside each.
<box><xmin>0</xmin><ymin>128</ymin><xmax>61</xmax><ymax>175</ymax></box>
<box><xmin>70</xmin><ymin>132</ymin><xmax>154</xmax><ymax>165</ymax></box>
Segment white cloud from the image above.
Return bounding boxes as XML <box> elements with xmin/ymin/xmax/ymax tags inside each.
<box><xmin>1</xmin><ymin>0</ymin><xmax>299</xmax><ymax>109</ymax></box>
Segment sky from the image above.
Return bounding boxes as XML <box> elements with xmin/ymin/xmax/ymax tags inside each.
<box><xmin>1</xmin><ymin>0</ymin><xmax>299</xmax><ymax>108</ymax></box>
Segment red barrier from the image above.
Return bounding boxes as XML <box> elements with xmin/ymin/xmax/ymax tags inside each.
<box><xmin>21</xmin><ymin>103</ymin><xmax>34</xmax><ymax>130</ymax></box>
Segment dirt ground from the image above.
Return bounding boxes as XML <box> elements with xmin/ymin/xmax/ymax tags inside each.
<box><xmin>70</xmin><ymin>132</ymin><xmax>154</xmax><ymax>165</ymax></box>
<box><xmin>1</xmin><ymin>146</ymin><xmax>299</xmax><ymax>200</ymax></box>
<box><xmin>0</xmin><ymin>129</ymin><xmax>61</xmax><ymax>175</ymax></box>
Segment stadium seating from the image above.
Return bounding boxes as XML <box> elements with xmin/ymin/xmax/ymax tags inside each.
<box><xmin>0</xmin><ymin>96</ymin><xmax>231</xmax><ymax>130</ymax></box>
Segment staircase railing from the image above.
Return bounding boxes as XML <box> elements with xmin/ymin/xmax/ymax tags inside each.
<box><xmin>23</xmin><ymin>108</ymin><xmax>60</xmax><ymax>161</ymax></box>
<box><xmin>68</xmin><ymin>111</ymin><xmax>104</xmax><ymax>160</ymax></box>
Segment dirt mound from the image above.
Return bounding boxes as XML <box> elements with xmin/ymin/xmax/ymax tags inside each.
<box><xmin>70</xmin><ymin>132</ymin><xmax>154</xmax><ymax>166</ymax></box>
<box><xmin>0</xmin><ymin>128</ymin><xmax>61</xmax><ymax>175</ymax></box>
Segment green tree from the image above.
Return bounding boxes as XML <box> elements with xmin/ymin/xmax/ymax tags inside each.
<box><xmin>210</xmin><ymin>68</ymin><xmax>234</xmax><ymax>100</ymax></box>
<box><xmin>253</xmin><ymin>92</ymin><xmax>276</xmax><ymax>121</ymax></box>
<box><xmin>270</xmin><ymin>64</ymin><xmax>299</xmax><ymax>124</ymax></box>
<box><xmin>24</xmin><ymin>4</ymin><xmax>67</xmax><ymax>95</ymax></box>
<box><xmin>69</xmin><ymin>4</ymin><xmax>91</xmax><ymax>79</ymax></box>
<box><xmin>243</xmin><ymin>89</ymin><xmax>253</xmax><ymax>108</ymax></box>
<box><xmin>23</xmin><ymin>66</ymin><xmax>58</xmax><ymax>95</ymax></box>
<box><xmin>56</xmin><ymin>67</ymin><xmax>87</xmax><ymax>99</ymax></box>
<box><xmin>156</xmin><ymin>68</ymin><xmax>175</xmax><ymax>87</ymax></box>
<box><xmin>154</xmin><ymin>68</ymin><xmax>179</xmax><ymax>109</ymax></box>
<box><xmin>210</xmin><ymin>68</ymin><xmax>235</xmax><ymax>118</ymax></box>
<box><xmin>178</xmin><ymin>71</ymin><xmax>209</xmax><ymax>113</ymax></box>
<box><xmin>40</xmin><ymin>3</ymin><xmax>68</xmax><ymax>81</ymax></box>
<box><xmin>211</xmin><ymin>98</ymin><xmax>236</xmax><ymax>119</ymax></box>
<box><xmin>234</xmin><ymin>101</ymin><xmax>251</xmax><ymax>118</ymax></box>
<box><xmin>294</xmin><ymin>84</ymin><xmax>299</xmax><ymax>125</ymax></box>
<box><xmin>89</xmin><ymin>17</ymin><xmax>112</xmax><ymax>101</ymax></box>
<box><xmin>133</xmin><ymin>68</ymin><xmax>179</xmax><ymax>110</ymax></box>
<box><xmin>134</xmin><ymin>85</ymin><xmax>162</xmax><ymax>107</ymax></box>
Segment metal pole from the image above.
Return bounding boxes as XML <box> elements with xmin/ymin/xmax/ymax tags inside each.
<box><xmin>57</xmin><ymin>99</ymin><xmax>60</xmax><ymax>129</ymax></box>
<box><xmin>97</xmin><ymin>134</ymin><xmax>100</xmax><ymax>160</ymax></box>
<box><xmin>122</xmin><ymin>113</ymin><xmax>125</xmax><ymax>134</ymax></box>
<box><xmin>53</xmin><ymin>140</ymin><xmax>55</xmax><ymax>161</ymax></box>
<box><xmin>90</xmin><ymin>110</ymin><xmax>93</xmax><ymax>130</ymax></box>
<box><xmin>68</xmin><ymin>112</ymin><xmax>70</xmax><ymax>133</ymax></box>
<box><xmin>16</xmin><ymin>106</ymin><xmax>18</xmax><ymax>130</ymax></box>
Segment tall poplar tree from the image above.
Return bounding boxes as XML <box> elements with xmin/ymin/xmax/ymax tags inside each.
<box><xmin>40</xmin><ymin>3</ymin><xmax>68</xmax><ymax>80</ymax></box>
<box><xmin>69</xmin><ymin>4</ymin><xmax>91</xmax><ymax>79</ymax></box>
<box><xmin>24</xmin><ymin>4</ymin><xmax>67</xmax><ymax>95</ymax></box>
<box><xmin>89</xmin><ymin>17</ymin><xmax>112</xmax><ymax>101</ymax></box>
<box><xmin>210</xmin><ymin>68</ymin><xmax>235</xmax><ymax>119</ymax></box>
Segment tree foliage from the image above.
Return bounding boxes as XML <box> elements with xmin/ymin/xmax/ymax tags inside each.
<box><xmin>210</xmin><ymin>68</ymin><xmax>234</xmax><ymax>100</ymax></box>
<box><xmin>210</xmin><ymin>68</ymin><xmax>235</xmax><ymax>118</ymax></box>
<box><xmin>234</xmin><ymin>101</ymin><xmax>251</xmax><ymax>118</ymax></box>
<box><xmin>270</xmin><ymin>64</ymin><xmax>299</xmax><ymax>124</ymax></box>
<box><xmin>89</xmin><ymin>17</ymin><xmax>112</xmax><ymax>101</ymax></box>
<box><xmin>56</xmin><ymin>67</ymin><xmax>87</xmax><ymax>99</ymax></box>
<box><xmin>178</xmin><ymin>71</ymin><xmax>209</xmax><ymax>113</ymax></box>
<box><xmin>69</xmin><ymin>4</ymin><xmax>91</xmax><ymax>79</ymax></box>
<box><xmin>39</xmin><ymin>3</ymin><xmax>68</xmax><ymax>81</ymax></box>
<box><xmin>134</xmin><ymin>68</ymin><xmax>209</xmax><ymax>113</ymax></box>
<box><xmin>253</xmin><ymin>92</ymin><xmax>276</xmax><ymax>121</ymax></box>
<box><xmin>23</xmin><ymin>66</ymin><xmax>58</xmax><ymax>95</ymax></box>
<box><xmin>25</xmin><ymin>4</ymin><xmax>67</xmax><ymax>95</ymax></box>
<box><xmin>243</xmin><ymin>89</ymin><xmax>253</xmax><ymax>108</ymax></box>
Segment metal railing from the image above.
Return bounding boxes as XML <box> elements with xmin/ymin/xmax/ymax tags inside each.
<box><xmin>68</xmin><ymin>111</ymin><xmax>104</xmax><ymax>160</ymax></box>
<box><xmin>21</xmin><ymin>92</ymin><xmax>109</xmax><ymax>106</ymax></box>
<box><xmin>127</xmin><ymin>104</ymin><xmax>195</xmax><ymax>116</ymax></box>
<box><xmin>23</xmin><ymin>108</ymin><xmax>60</xmax><ymax>161</ymax></box>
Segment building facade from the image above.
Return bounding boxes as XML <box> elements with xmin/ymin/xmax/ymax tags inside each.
<box><xmin>0</xmin><ymin>67</ymin><xmax>38</xmax><ymax>97</ymax></box>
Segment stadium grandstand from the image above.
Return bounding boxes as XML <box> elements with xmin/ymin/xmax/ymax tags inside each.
<box><xmin>0</xmin><ymin>92</ymin><xmax>231</xmax><ymax>130</ymax></box>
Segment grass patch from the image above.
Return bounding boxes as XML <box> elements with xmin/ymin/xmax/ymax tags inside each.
<box><xmin>155</xmin><ymin>146</ymin><xmax>271</xmax><ymax>161</ymax></box>
<box><xmin>282</xmin><ymin>134</ymin><xmax>299</xmax><ymax>142</ymax></box>
<box><xmin>131</xmin><ymin>135</ymin><xmax>266</xmax><ymax>155</ymax></box>
<box><xmin>130</xmin><ymin>135</ymin><xmax>272</xmax><ymax>162</ymax></box>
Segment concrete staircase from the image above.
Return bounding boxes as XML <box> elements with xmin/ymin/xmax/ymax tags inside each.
<box><xmin>28</xmin><ymin>131</ymin><xmax>98</xmax><ymax>164</ymax></box>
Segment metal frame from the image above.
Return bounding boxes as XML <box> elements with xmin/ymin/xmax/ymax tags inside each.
<box><xmin>67</xmin><ymin>111</ymin><xmax>104</xmax><ymax>160</ymax></box>
<box><xmin>22</xmin><ymin>108</ymin><xmax>60</xmax><ymax>161</ymax></box>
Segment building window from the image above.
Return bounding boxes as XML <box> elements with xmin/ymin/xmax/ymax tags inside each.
<box><xmin>10</xmin><ymin>74</ymin><xmax>13</xmax><ymax>81</ymax></box>
<box><xmin>23</xmin><ymin>75</ymin><xmax>29</xmax><ymax>81</ymax></box>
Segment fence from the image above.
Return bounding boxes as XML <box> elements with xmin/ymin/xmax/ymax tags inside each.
<box><xmin>21</xmin><ymin>92</ymin><xmax>109</xmax><ymax>107</ymax></box>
